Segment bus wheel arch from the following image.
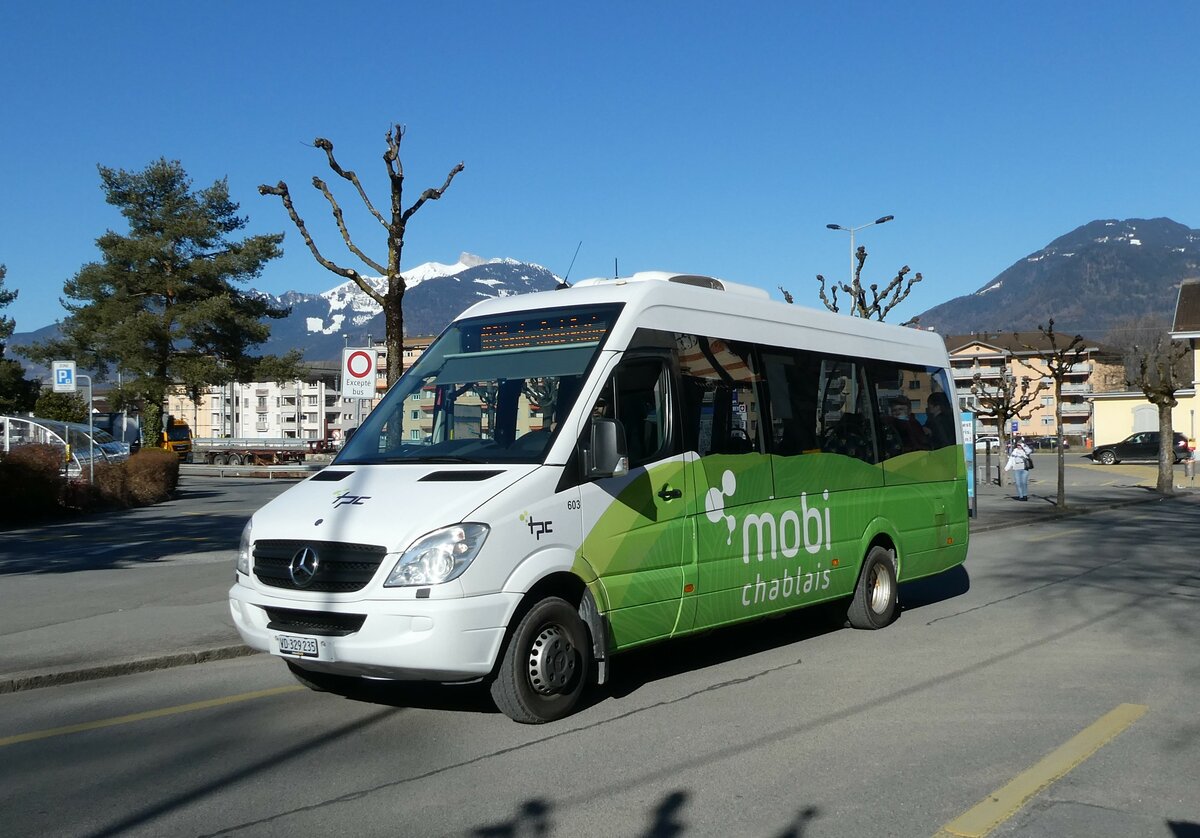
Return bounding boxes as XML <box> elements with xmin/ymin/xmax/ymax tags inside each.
<box><xmin>846</xmin><ymin>541</ymin><xmax>898</xmax><ymax>630</ymax></box>
<box><xmin>490</xmin><ymin>574</ymin><xmax>596</xmax><ymax>723</ymax></box>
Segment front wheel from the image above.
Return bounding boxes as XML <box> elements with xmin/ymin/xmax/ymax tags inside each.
<box><xmin>1097</xmin><ymin>450</ymin><xmax>1117</xmax><ymax>465</ymax></box>
<box><xmin>846</xmin><ymin>546</ymin><xmax>898</xmax><ymax>630</ymax></box>
<box><xmin>490</xmin><ymin>596</ymin><xmax>591</xmax><ymax>724</ymax></box>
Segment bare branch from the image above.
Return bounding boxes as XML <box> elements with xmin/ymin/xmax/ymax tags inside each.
<box><xmin>401</xmin><ymin>162</ymin><xmax>466</xmax><ymax>224</ymax></box>
<box><xmin>257</xmin><ymin>181</ymin><xmax>383</xmax><ymax>306</ymax></box>
<box><xmin>816</xmin><ymin>274</ymin><xmax>838</xmax><ymax>313</ymax></box>
<box><xmin>311</xmin><ymin>176</ymin><xmax>387</xmax><ymax>275</ymax></box>
<box><xmin>313</xmin><ymin>137</ymin><xmax>387</xmax><ymax>229</ymax></box>
<box><xmin>778</xmin><ymin>286</ymin><xmax>794</xmax><ymax>304</ymax></box>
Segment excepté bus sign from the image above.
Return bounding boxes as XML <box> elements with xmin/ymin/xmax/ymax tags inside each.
<box><xmin>341</xmin><ymin>348</ymin><xmax>378</xmax><ymax>399</ymax></box>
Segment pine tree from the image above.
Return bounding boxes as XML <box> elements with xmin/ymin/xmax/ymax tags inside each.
<box><xmin>0</xmin><ymin>264</ymin><xmax>39</xmax><ymax>414</ymax></box>
<box><xmin>23</xmin><ymin>160</ymin><xmax>290</xmax><ymax>441</ymax></box>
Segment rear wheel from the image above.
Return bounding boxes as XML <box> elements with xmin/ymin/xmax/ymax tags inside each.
<box><xmin>1097</xmin><ymin>450</ymin><xmax>1117</xmax><ymax>465</ymax></box>
<box><xmin>490</xmin><ymin>596</ymin><xmax>591</xmax><ymax>724</ymax></box>
<box><xmin>212</xmin><ymin>453</ymin><xmax>228</xmax><ymax>465</ymax></box>
<box><xmin>227</xmin><ymin>453</ymin><xmax>243</xmax><ymax>466</ymax></box>
<box><xmin>846</xmin><ymin>546</ymin><xmax>898</xmax><ymax>629</ymax></box>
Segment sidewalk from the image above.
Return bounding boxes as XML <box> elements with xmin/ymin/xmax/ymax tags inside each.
<box><xmin>3</xmin><ymin>459</ymin><xmax>1196</xmax><ymax>694</ymax></box>
<box><xmin>969</xmin><ymin>455</ymin><xmax>1200</xmax><ymax>532</ymax></box>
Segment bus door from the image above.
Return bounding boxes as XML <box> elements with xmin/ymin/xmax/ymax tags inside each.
<box><xmin>578</xmin><ymin>354</ymin><xmax>692</xmax><ymax>650</ymax></box>
<box><xmin>675</xmin><ymin>335</ymin><xmax>776</xmax><ymax>627</ymax></box>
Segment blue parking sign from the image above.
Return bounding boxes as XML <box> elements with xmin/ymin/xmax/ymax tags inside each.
<box><xmin>52</xmin><ymin>360</ymin><xmax>77</xmax><ymax>393</ymax></box>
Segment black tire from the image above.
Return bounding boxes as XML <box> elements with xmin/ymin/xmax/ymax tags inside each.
<box><xmin>227</xmin><ymin>453</ymin><xmax>242</xmax><ymax>466</ymax></box>
<box><xmin>285</xmin><ymin>660</ymin><xmax>363</xmax><ymax>695</ymax></box>
<box><xmin>1097</xmin><ymin>450</ymin><xmax>1117</xmax><ymax>465</ymax></box>
<box><xmin>490</xmin><ymin>596</ymin><xmax>591</xmax><ymax>724</ymax></box>
<box><xmin>212</xmin><ymin>453</ymin><xmax>228</xmax><ymax>465</ymax></box>
<box><xmin>846</xmin><ymin>546</ymin><xmax>898</xmax><ymax>630</ymax></box>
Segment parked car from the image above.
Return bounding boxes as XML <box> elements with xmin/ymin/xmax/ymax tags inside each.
<box><xmin>1090</xmin><ymin>431</ymin><xmax>1189</xmax><ymax>465</ymax></box>
<box><xmin>1031</xmin><ymin>436</ymin><xmax>1070</xmax><ymax>451</ymax></box>
<box><xmin>974</xmin><ymin>435</ymin><xmax>1001</xmax><ymax>452</ymax></box>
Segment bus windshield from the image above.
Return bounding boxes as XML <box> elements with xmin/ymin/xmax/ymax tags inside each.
<box><xmin>335</xmin><ymin>304</ymin><xmax>622</xmax><ymax>465</ymax></box>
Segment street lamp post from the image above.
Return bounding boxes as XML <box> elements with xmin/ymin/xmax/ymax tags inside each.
<box><xmin>826</xmin><ymin>215</ymin><xmax>895</xmax><ymax>285</ymax></box>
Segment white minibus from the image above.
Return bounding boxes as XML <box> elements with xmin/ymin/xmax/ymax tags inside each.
<box><xmin>229</xmin><ymin>272</ymin><xmax>969</xmax><ymax>722</ymax></box>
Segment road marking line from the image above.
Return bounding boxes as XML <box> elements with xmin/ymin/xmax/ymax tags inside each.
<box><xmin>0</xmin><ymin>685</ymin><xmax>302</xmax><ymax>748</ymax></box>
<box><xmin>933</xmin><ymin>703</ymin><xmax>1147</xmax><ymax>838</ymax></box>
<box><xmin>1027</xmin><ymin>528</ymin><xmax>1081</xmax><ymax>543</ymax></box>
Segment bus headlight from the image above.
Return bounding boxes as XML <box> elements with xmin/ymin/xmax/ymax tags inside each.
<box><xmin>384</xmin><ymin>523</ymin><xmax>489</xmax><ymax>587</ymax></box>
<box><xmin>237</xmin><ymin>520</ymin><xmax>253</xmax><ymax>575</ymax></box>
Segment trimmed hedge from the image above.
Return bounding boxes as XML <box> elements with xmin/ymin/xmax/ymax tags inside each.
<box><xmin>0</xmin><ymin>445</ymin><xmax>181</xmax><ymax>524</ymax></box>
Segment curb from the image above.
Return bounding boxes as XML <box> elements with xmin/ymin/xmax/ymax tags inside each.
<box><xmin>0</xmin><ymin>644</ymin><xmax>261</xmax><ymax>695</ymax></box>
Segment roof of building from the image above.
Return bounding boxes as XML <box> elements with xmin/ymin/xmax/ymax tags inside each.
<box><xmin>1172</xmin><ymin>280</ymin><xmax>1200</xmax><ymax>334</ymax></box>
<box><xmin>943</xmin><ymin>330</ymin><xmax>1115</xmax><ymax>357</ymax></box>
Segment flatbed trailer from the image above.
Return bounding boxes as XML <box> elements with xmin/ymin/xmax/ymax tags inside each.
<box><xmin>190</xmin><ymin>438</ymin><xmax>308</xmax><ymax>466</ymax></box>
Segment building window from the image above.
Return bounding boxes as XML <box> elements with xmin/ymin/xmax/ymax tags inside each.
<box><xmin>409</xmin><ymin>429</ymin><xmax>421</xmax><ymax>440</ymax></box>
<box><xmin>411</xmin><ymin>393</ymin><xmax>421</xmax><ymax>401</ymax></box>
<box><xmin>307</xmin><ymin>395</ymin><xmax>318</xmax><ymax>406</ymax></box>
<box><xmin>411</xmin><ymin>410</ymin><xmax>420</xmax><ymax>420</ymax></box>
<box><xmin>1041</xmin><ymin>396</ymin><xmax>1054</xmax><ymax>406</ymax></box>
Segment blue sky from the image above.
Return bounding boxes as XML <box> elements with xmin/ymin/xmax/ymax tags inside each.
<box><xmin>2</xmin><ymin>1</ymin><xmax>1198</xmax><ymax>332</ymax></box>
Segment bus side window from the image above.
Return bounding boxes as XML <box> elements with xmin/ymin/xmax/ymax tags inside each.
<box><xmin>676</xmin><ymin>334</ymin><xmax>764</xmax><ymax>457</ymax></box>
<box><xmin>818</xmin><ymin>359</ymin><xmax>879</xmax><ymax>464</ymax></box>
<box><xmin>763</xmin><ymin>349</ymin><xmax>820</xmax><ymax>455</ymax></box>
<box><xmin>602</xmin><ymin>358</ymin><xmax>674</xmax><ymax>467</ymax></box>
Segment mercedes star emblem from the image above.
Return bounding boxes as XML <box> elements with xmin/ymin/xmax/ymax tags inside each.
<box><xmin>288</xmin><ymin>546</ymin><xmax>321</xmax><ymax>588</ymax></box>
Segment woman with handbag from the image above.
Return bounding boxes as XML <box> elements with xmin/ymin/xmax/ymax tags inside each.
<box><xmin>1004</xmin><ymin>438</ymin><xmax>1033</xmax><ymax>501</ymax></box>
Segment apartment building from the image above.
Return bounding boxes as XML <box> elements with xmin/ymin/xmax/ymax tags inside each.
<box><xmin>164</xmin><ymin>337</ymin><xmax>436</xmax><ymax>443</ymax></box>
<box><xmin>945</xmin><ymin>332</ymin><xmax>1124</xmax><ymax>445</ymax></box>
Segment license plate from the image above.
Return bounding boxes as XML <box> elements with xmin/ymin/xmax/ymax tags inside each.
<box><xmin>273</xmin><ymin>633</ymin><xmax>325</xmax><ymax>659</ymax></box>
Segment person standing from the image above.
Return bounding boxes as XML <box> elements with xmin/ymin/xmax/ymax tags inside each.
<box><xmin>1004</xmin><ymin>437</ymin><xmax>1033</xmax><ymax>501</ymax></box>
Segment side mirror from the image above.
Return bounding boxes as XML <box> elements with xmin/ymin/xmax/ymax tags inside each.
<box><xmin>586</xmin><ymin>417</ymin><xmax>629</xmax><ymax>478</ymax></box>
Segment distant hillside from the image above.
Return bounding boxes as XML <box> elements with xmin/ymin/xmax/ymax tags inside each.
<box><xmin>915</xmin><ymin>218</ymin><xmax>1200</xmax><ymax>336</ymax></box>
<box><xmin>8</xmin><ymin>255</ymin><xmax>564</xmax><ymax>371</ymax></box>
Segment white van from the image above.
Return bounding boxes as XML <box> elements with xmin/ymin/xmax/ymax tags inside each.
<box><xmin>229</xmin><ymin>272</ymin><xmax>969</xmax><ymax>722</ymax></box>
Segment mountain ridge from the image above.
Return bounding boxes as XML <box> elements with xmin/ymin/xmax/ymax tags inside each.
<box><xmin>913</xmin><ymin>217</ymin><xmax>1200</xmax><ymax>336</ymax></box>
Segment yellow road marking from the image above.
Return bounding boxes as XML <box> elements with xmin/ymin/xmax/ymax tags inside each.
<box><xmin>0</xmin><ymin>685</ymin><xmax>302</xmax><ymax>748</ymax></box>
<box><xmin>1027</xmin><ymin>528</ymin><xmax>1081</xmax><ymax>543</ymax></box>
<box><xmin>934</xmin><ymin>703</ymin><xmax>1147</xmax><ymax>838</ymax></box>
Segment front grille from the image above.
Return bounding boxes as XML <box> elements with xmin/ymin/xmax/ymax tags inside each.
<box><xmin>264</xmin><ymin>606</ymin><xmax>366</xmax><ymax>636</ymax></box>
<box><xmin>253</xmin><ymin>539</ymin><xmax>388</xmax><ymax>593</ymax></box>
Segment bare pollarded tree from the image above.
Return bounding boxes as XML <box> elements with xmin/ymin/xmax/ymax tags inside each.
<box><xmin>970</xmin><ymin>366</ymin><xmax>1047</xmax><ymax>486</ymax></box>
<box><xmin>779</xmin><ymin>246</ymin><xmax>922</xmax><ymax>325</ymax></box>
<box><xmin>818</xmin><ymin>246</ymin><xmax>923</xmax><ymax>325</ymax></box>
<box><xmin>1107</xmin><ymin>315</ymin><xmax>1192</xmax><ymax>495</ymax></box>
<box><xmin>259</xmin><ymin>124</ymin><xmax>464</xmax><ymax>385</ymax></box>
<box><xmin>1018</xmin><ymin>320</ymin><xmax>1088</xmax><ymax>508</ymax></box>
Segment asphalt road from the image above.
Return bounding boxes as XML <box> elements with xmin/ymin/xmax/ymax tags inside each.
<box><xmin>2</xmin><ymin>492</ymin><xmax>1198</xmax><ymax>837</ymax></box>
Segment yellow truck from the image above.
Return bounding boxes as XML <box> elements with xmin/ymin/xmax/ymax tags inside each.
<box><xmin>161</xmin><ymin>416</ymin><xmax>192</xmax><ymax>460</ymax></box>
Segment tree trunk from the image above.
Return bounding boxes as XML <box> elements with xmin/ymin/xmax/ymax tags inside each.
<box><xmin>383</xmin><ymin>282</ymin><xmax>405</xmax><ymax>386</ymax></box>
<box><xmin>1054</xmin><ymin>381</ymin><xmax>1066</xmax><ymax>508</ymax></box>
<box><xmin>1158</xmin><ymin>403</ymin><xmax>1175</xmax><ymax>494</ymax></box>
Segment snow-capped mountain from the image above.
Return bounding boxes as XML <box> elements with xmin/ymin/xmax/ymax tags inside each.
<box><xmin>256</xmin><ymin>254</ymin><xmax>563</xmax><ymax>360</ymax></box>
<box><xmin>915</xmin><ymin>218</ymin><xmax>1200</xmax><ymax>335</ymax></box>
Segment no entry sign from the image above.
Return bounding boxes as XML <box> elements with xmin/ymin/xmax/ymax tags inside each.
<box><xmin>342</xmin><ymin>348</ymin><xmax>378</xmax><ymax>399</ymax></box>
